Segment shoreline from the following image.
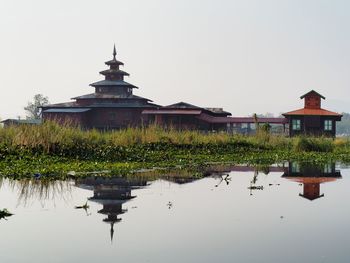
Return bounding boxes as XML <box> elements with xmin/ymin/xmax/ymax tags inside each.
<box><xmin>1</xmin><ymin>146</ymin><xmax>349</xmax><ymax>179</ymax></box>
<box><xmin>1</xmin><ymin>123</ymin><xmax>349</xmax><ymax>178</ymax></box>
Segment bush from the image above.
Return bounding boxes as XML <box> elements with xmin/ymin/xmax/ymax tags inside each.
<box><xmin>293</xmin><ymin>137</ymin><xmax>334</xmax><ymax>152</ymax></box>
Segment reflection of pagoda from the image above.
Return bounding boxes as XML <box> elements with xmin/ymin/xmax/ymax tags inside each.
<box><xmin>282</xmin><ymin>162</ymin><xmax>341</xmax><ymax>201</ymax></box>
<box><xmin>75</xmin><ymin>177</ymin><xmax>147</xmax><ymax>242</ymax></box>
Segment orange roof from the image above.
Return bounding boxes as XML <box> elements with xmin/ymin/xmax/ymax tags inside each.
<box><xmin>283</xmin><ymin>108</ymin><xmax>342</xmax><ymax>117</ymax></box>
<box><xmin>284</xmin><ymin>177</ymin><xmax>339</xmax><ymax>184</ymax></box>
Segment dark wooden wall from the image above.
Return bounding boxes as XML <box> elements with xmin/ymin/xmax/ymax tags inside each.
<box><xmin>287</xmin><ymin>115</ymin><xmax>338</xmax><ymax>137</ymax></box>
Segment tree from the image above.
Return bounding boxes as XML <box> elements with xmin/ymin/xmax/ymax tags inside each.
<box><xmin>337</xmin><ymin>112</ymin><xmax>350</xmax><ymax>135</ymax></box>
<box><xmin>24</xmin><ymin>94</ymin><xmax>49</xmax><ymax>120</ymax></box>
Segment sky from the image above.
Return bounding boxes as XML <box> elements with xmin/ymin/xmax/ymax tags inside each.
<box><xmin>0</xmin><ymin>0</ymin><xmax>349</xmax><ymax>120</ymax></box>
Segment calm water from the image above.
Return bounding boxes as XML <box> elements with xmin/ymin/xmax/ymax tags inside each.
<box><xmin>0</xmin><ymin>163</ymin><xmax>350</xmax><ymax>263</ymax></box>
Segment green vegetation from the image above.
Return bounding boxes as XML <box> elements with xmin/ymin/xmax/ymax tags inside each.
<box><xmin>24</xmin><ymin>94</ymin><xmax>49</xmax><ymax>120</ymax></box>
<box><xmin>0</xmin><ymin>122</ymin><xmax>349</xmax><ymax>178</ymax></box>
<box><xmin>337</xmin><ymin>112</ymin><xmax>350</xmax><ymax>135</ymax></box>
<box><xmin>0</xmin><ymin>209</ymin><xmax>13</xmax><ymax>220</ymax></box>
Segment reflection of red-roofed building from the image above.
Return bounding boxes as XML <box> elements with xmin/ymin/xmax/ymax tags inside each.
<box><xmin>282</xmin><ymin>162</ymin><xmax>341</xmax><ymax>201</ymax></box>
<box><xmin>283</xmin><ymin>90</ymin><xmax>342</xmax><ymax>137</ymax></box>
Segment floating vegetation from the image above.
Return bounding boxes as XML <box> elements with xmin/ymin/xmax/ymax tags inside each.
<box><xmin>0</xmin><ymin>122</ymin><xmax>349</xmax><ymax>178</ymax></box>
<box><xmin>75</xmin><ymin>201</ymin><xmax>89</xmax><ymax>210</ymax></box>
<box><xmin>248</xmin><ymin>186</ymin><xmax>264</xmax><ymax>190</ymax></box>
<box><xmin>0</xmin><ymin>209</ymin><xmax>13</xmax><ymax>220</ymax></box>
<box><xmin>75</xmin><ymin>201</ymin><xmax>90</xmax><ymax>216</ymax></box>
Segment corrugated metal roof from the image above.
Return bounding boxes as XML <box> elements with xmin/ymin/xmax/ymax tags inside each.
<box><xmin>164</xmin><ymin>102</ymin><xmax>201</xmax><ymax>109</ymax></box>
<box><xmin>43</xmin><ymin>108</ymin><xmax>91</xmax><ymax>113</ymax></box>
<box><xmin>1</xmin><ymin>119</ymin><xmax>42</xmax><ymax>124</ymax></box>
<box><xmin>42</xmin><ymin>102</ymin><xmax>79</xmax><ymax>108</ymax></box>
<box><xmin>44</xmin><ymin>103</ymin><xmax>159</xmax><ymax>110</ymax></box>
<box><xmin>204</xmin><ymin>108</ymin><xmax>231</xmax><ymax>115</ymax></box>
<box><xmin>99</xmin><ymin>69</ymin><xmax>129</xmax><ymax>76</ymax></box>
<box><xmin>72</xmin><ymin>93</ymin><xmax>152</xmax><ymax>101</ymax></box>
<box><xmin>162</xmin><ymin>102</ymin><xmax>232</xmax><ymax>116</ymax></box>
<box><xmin>142</xmin><ymin>109</ymin><xmax>202</xmax><ymax>115</ymax></box>
<box><xmin>43</xmin><ymin>100</ymin><xmax>160</xmax><ymax>109</ymax></box>
<box><xmin>87</xmin><ymin>103</ymin><xmax>157</xmax><ymax>108</ymax></box>
<box><xmin>234</xmin><ymin>117</ymin><xmax>288</xmax><ymax>124</ymax></box>
<box><xmin>283</xmin><ymin>108</ymin><xmax>342</xmax><ymax>116</ymax></box>
<box><xmin>196</xmin><ymin>114</ymin><xmax>288</xmax><ymax>124</ymax></box>
<box><xmin>89</xmin><ymin>80</ymin><xmax>138</xmax><ymax>88</ymax></box>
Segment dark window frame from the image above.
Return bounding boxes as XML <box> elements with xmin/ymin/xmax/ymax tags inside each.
<box><xmin>324</xmin><ymin>120</ymin><xmax>332</xmax><ymax>131</ymax></box>
<box><xmin>292</xmin><ymin>119</ymin><xmax>301</xmax><ymax>131</ymax></box>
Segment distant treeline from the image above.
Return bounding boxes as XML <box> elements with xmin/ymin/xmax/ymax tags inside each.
<box><xmin>337</xmin><ymin>112</ymin><xmax>350</xmax><ymax>135</ymax></box>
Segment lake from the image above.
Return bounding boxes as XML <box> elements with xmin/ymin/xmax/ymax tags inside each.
<box><xmin>0</xmin><ymin>162</ymin><xmax>350</xmax><ymax>263</ymax></box>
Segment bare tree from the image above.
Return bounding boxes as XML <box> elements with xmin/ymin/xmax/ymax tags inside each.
<box><xmin>24</xmin><ymin>94</ymin><xmax>49</xmax><ymax>120</ymax></box>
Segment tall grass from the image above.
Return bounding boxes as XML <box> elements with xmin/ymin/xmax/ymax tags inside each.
<box><xmin>0</xmin><ymin>122</ymin><xmax>236</xmax><ymax>150</ymax></box>
<box><xmin>0</xmin><ymin>121</ymin><xmax>348</xmax><ymax>154</ymax></box>
<box><xmin>292</xmin><ymin>137</ymin><xmax>335</xmax><ymax>152</ymax></box>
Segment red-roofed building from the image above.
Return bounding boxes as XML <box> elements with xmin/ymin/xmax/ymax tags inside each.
<box><xmin>283</xmin><ymin>90</ymin><xmax>342</xmax><ymax>137</ymax></box>
<box><xmin>39</xmin><ymin>46</ymin><xmax>342</xmax><ymax>135</ymax></box>
<box><xmin>142</xmin><ymin>102</ymin><xmax>233</xmax><ymax>131</ymax></box>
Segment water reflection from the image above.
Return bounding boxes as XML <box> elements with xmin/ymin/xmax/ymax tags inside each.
<box><xmin>215</xmin><ymin>165</ymin><xmax>287</xmax><ymax>195</ymax></box>
<box><xmin>1</xmin><ymin>162</ymin><xmax>350</xmax><ymax>263</ymax></box>
<box><xmin>3</xmin><ymin>178</ymin><xmax>73</xmax><ymax>207</ymax></box>
<box><xmin>282</xmin><ymin>162</ymin><xmax>342</xmax><ymax>200</ymax></box>
<box><xmin>0</xmin><ymin>162</ymin><xmax>342</xmax><ymax>208</ymax></box>
<box><xmin>75</xmin><ymin>177</ymin><xmax>148</xmax><ymax>242</ymax></box>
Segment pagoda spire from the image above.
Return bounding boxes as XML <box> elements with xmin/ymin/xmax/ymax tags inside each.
<box><xmin>110</xmin><ymin>222</ymin><xmax>115</xmax><ymax>243</ymax></box>
<box><xmin>113</xmin><ymin>44</ymin><xmax>117</xmax><ymax>60</ymax></box>
<box><xmin>97</xmin><ymin>45</ymin><xmax>130</xmax><ymax>81</ymax></box>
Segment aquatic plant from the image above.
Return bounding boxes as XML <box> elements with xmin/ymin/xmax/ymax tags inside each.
<box><xmin>0</xmin><ymin>209</ymin><xmax>13</xmax><ymax>220</ymax></box>
<box><xmin>75</xmin><ymin>201</ymin><xmax>89</xmax><ymax>210</ymax></box>
<box><xmin>0</xmin><ymin>122</ymin><xmax>349</xmax><ymax>178</ymax></box>
<box><xmin>293</xmin><ymin>136</ymin><xmax>334</xmax><ymax>152</ymax></box>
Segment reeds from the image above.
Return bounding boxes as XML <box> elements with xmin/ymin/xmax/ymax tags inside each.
<box><xmin>0</xmin><ymin>122</ymin><xmax>238</xmax><ymax>151</ymax></box>
<box><xmin>0</xmin><ymin>121</ymin><xmax>348</xmax><ymax>154</ymax></box>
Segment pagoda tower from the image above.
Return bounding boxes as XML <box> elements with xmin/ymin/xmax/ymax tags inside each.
<box><xmin>42</xmin><ymin>45</ymin><xmax>159</xmax><ymax>129</ymax></box>
<box><xmin>90</xmin><ymin>45</ymin><xmax>137</xmax><ymax>96</ymax></box>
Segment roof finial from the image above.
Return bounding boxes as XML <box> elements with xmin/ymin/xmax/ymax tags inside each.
<box><xmin>113</xmin><ymin>44</ymin><xmax>117</xmax><ymax>60</ymax></box>
<box><xmin>110</xmin><ymin>223</ymin><xmax>115</xmax><ymax>243</ymax></box>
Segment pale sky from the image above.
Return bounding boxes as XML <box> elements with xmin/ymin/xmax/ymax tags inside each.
<box><xmin>1</xmin><ymin>0</ymin><xmax>349</xmax><ymax>120</ymax></box>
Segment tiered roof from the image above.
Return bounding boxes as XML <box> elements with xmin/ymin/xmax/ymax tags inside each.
<box><xmin>90</xmin><ymin>44</ymin><xmax>137</xmax><ymax>89</ymax></box>
<box><xmin>42</xmin><ymin>45</ymin><xmax>159</xmax><ymax>112</ymax></box>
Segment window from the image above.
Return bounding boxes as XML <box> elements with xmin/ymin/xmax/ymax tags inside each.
<box><xmin>324</xmin><ymin>163</ymin><xmax>332</xmax><ymax>173</ymax></box>
<box><xmin>324</xmin><ymin>120</ymin><xmax>332</xmax><ymax>131</ymax></box>
<box><xmin>292</xmin><ymin>119</ymin><xmax>301</xmax><ymax>131</ymax></box>
<box><xmin>291</xmin><ymin>162</ymin><xmax>300</xmax><ymax>173</ymax></box>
